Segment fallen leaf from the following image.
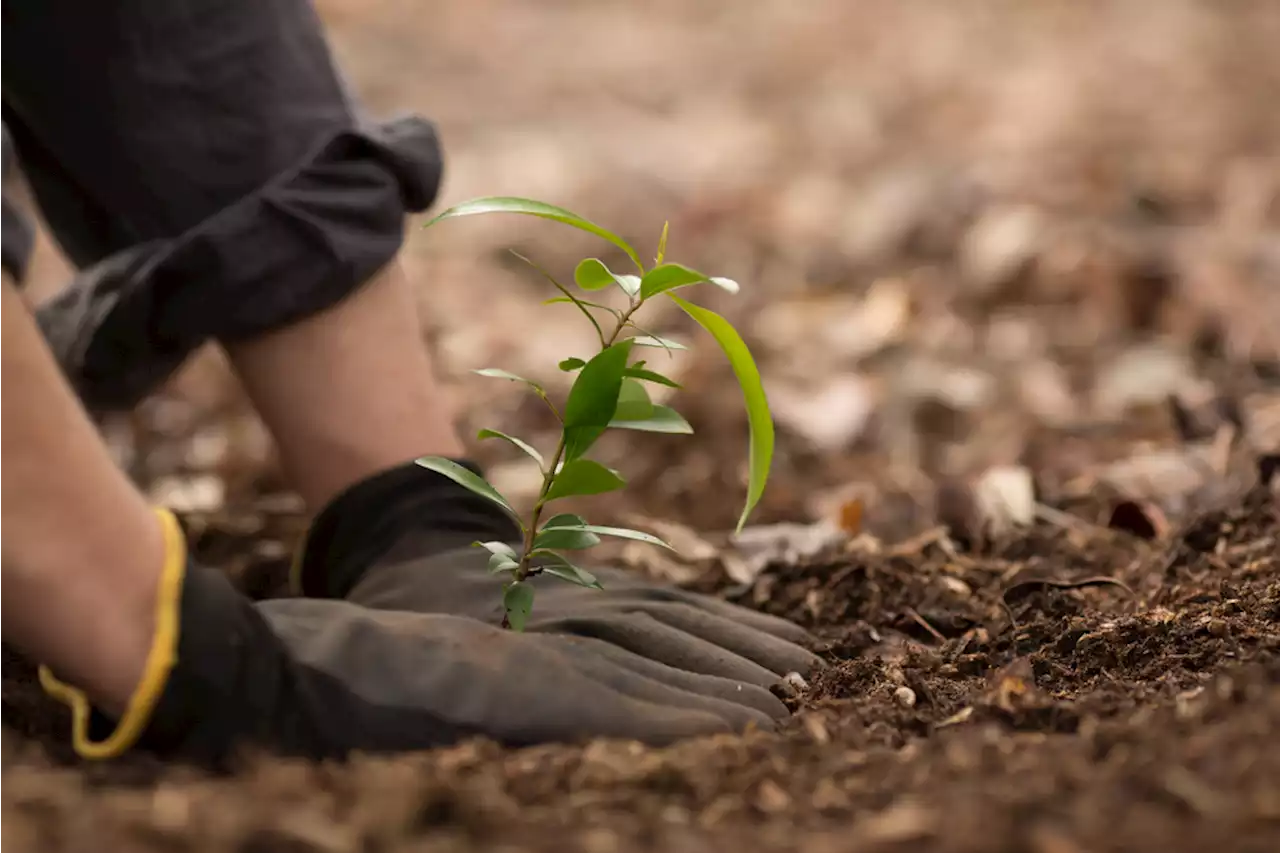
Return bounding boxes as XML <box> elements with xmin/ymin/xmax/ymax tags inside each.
<box><xmin>936</xmin><ymin>707</ymin><xmax>975</xmax><ymax>728</ymax></box>
<box><xmin>149</xmin><ymin>475</ymin><xmax>225</xmax><ymax>513</ymax></box>
<box><xmin>838</xmin><ymin>498</ymin><xmax>865</xmax><ymax>535</ymax></box>
<box><xmin>858</xmin><ymin>799</ymin><xmax>936</xmax><ymax>844</ymax></box>
<box><xmin>939</xmin><ymin>466</ymin><xmax>1037</xmax><ymax>546</ymax></box>
<box><xmin>1107</xmin><ymin>499</ymin><xmax>1169</xmax><ymax>540</ymax></box>
<box><xmin>767</xmin><ymin>374</ymin><xmax>876</xmax><ymax>452</ymax></box>
<box><xmin>728</xmin><ymin>520</ymin><xmax>846</xmax><ymax>583</ymax></box>
<box><xmin>974</xmin><ymin>465</ymin><xmax>1037</xmax><ymax>535</ymax></box>
<box><xmin>752</xmin><ymin>779</ymin><xmax>791</xmax><ymax>814</ymax></box>
<box><xmin>602</xmin><ymin>515</ymin><xmax>724</xmax><ymax>585</ymax></box>
<box><xmin>1093</xmin><ymin>342</ymin><xmax>1196</xmax><ymax>417</ymax></box>
<box><xmin>1003</xmin><ymin>574</ymin><xmax>1135</xmax><ymax>601</ymax></box>
<box><xmin>1097</xmin><ymin>445</ymin><xmax>1220</xmax><ymax>510</ymax></box>
<box><xmin>993</xmin><ymin>673</ymin><xmax>1030</xmax><ymax>713</ymax></box>
<box><xmin>1001</xmin><ymin>574</ymin><xmax>1136</xmax><ymax>626</ymax></box>
<box><xmin>960</xmin><ymin>203</ymin><xmax>1046</xmax><ymax>295</ymax></box>
<box><xmin>982</xmin><ymin>657</ymin><xmax>1055</xmax><ymax>715</ymax></box>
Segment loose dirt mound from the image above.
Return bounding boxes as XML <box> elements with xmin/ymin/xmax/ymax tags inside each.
<box><xmin>3</xmin><ymin>465</ymin><xmax>1278</xmax><ymax>852</ymax></box>
<box><xmin>4</xmin><ymin>1</ymin><xmax>1280</xmax><ymax>851</ymax></box>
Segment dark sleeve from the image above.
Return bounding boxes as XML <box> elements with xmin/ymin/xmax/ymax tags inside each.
<box><xmin>1</xmin><ymin>126</ymin><xmax>35</xmax><ymax>282</ymax></box>
<box><xmin>1</xmin><ymin>0</ymin><xmax>443</xmax><ymax>411</ymax></box>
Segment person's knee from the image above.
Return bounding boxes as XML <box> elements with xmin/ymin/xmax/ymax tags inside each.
<box><xmin>33</xmin><ymin>114</ymin><xmax>445</xmax><ymax>413</ymax></box>
<box><xmin>8</xmin><ymin>0</ymin><xmax>448</xmax><ymax>412</ymax></box>
<box><xmin>6</xmin><ymin>0</ymin><xmax>444</xmax><ymax>411</ymax></box>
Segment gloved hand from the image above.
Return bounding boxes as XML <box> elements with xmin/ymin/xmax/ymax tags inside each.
<box><xmin>39</xmin><ymin>501</ymin><xmax>796</xmax><ymax>766</ymax></box>
<box><xmin>295</xmin><ymin>461</ymin><xmax>822</xmax><ymax>693</ymax></box>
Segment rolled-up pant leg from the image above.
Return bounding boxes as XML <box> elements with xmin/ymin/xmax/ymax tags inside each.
<box><xmin>0</xmin><ymin>126</ymin><xmax>33</xmax><ymax>281</ymax></box>
<box><xmin>0</xmin><ymin>0</ymin><xmax>444</xmax><ymax>411</ymax></box>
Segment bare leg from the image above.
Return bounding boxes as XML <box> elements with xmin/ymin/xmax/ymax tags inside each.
<box><xmin>222</xmin><ymin>260</ymin><xmax>465</xmax><ymax>511</ymax></box>
<box><xmin>1</xmin><ymin>277</ymin><xmax>164</xmax><ymax>715</ymax></box>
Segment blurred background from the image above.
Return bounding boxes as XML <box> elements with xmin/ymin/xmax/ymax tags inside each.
<box><xmin>13</xmin><ymin>0</ymin><xmax>1280</xmax><ymax>549</ymax></box>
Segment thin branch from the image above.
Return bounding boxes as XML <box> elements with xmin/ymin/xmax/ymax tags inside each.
<box><xmin>510</xmin><ymin>250</ymin><xmax>606</xmax><ymax>348</ymax></box>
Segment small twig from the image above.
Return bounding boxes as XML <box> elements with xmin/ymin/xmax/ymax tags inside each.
<box><xmin>885</xmin><ymin>525</ymin><xmax>949</xmax><ymax>558</ymax></box>
<box><xmin>905</xmin><ymin>607</ymin><xmax>947</xmax><ymax>644</ymax></box>
<box><xmin>999</xmin><ymin>574</ymin><xmax>1136</xmax><ymax>631</ymax></box>
<box><xmin>1034</xmin><ymin>502</ymin><xmax>1114</xmax><ymax>537</ymax></box>
<box><xmin>510</xmin><ymin>250</ymin><xmax>607</xmax><ymax>348</ymax></box>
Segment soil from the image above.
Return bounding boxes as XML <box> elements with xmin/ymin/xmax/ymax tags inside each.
<box><xmin>4</xmin><ymin>1</ymin><xmax>1280</xmax><ymax>851</ymax></box>
<box><xmin>4</xmin><ymin>451</ymin><xmax>1278</xmax><ymax>853</ymax></box>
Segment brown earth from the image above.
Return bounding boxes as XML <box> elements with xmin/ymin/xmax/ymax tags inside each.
<box><xmin>4</xmin><ymin>1</ymin><xmax>1280</xmax><ymax>851</ymax></box>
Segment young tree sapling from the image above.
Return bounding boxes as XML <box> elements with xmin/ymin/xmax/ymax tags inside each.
<box><xmin>416</xmin><ymin>197</ymin><xmax>775</xmax><ymax>630</ymax></box>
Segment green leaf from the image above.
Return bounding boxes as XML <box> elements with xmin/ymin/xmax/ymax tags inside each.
<box><xmin>487</xmin><ymin>554</ymin><xmax>519</xmax><ymax>574</ymax></box>
<box><xmin>615</xmin><ymin>274</ymin><xmax>642</xmax><ymax>298</ymax></box>
<box><xmin>655</xmin><ymin>220</ymin><xmax>670</xmax><ymax>266</ymax></box>
<box><xmin>629</xmin><ymin>334</ymin><xmax>688</xmax><ymax>351</ymax></box>
<box><xmin>639</xmin><ymin>264</ymin><xmax>742</xmax><ymax>300</ymax></box>
<box><xmin>473</xmin><ymin>368</ymin><xmax>544</xmax><ymax>393</ymax></box>
<box><xmin>543</xmin><ymin>297</ymin><xmax>620</xmax><ymax>316</ymax></box>
<box><xmin>424</xmin><ymin>197</ymin><xmax>643</xmax><ymax>272</ymax></box>
<box><xmin>542</xmin><ymin>512</ymin><xmax>588</xmax><ymax>529</ymax></box>
<box><xmin>558</xmin><ymin>357</ymin><xmax>586</xmax><ymax>372</ymax></box>
<box><xmin>534</xmin><ymin>553</ymin><xmax>603</xmax><ymax>589</ymax></box>
<box><xmin>608</xmin><ymin>404</ymin><xmax>693</xmax><ymax>434</ymax></box>
<box><xmin>474</xmin><ymin>540</ymin><xmax>520</xmax><ymax>561</ymax></box>
<box><xmin>612</xmin><ymin>379</ymin><xmax>654</xmax><ymax>422</ymax></box>
<box><xmin>639</xmin><ymin>263</ymin><xmax>709</xmax><ymax>299</ymax></box>
<box><xmin>575</xmin><ymin>258</ymin><xmax>632</xmax><ymax>292</ymax></box>
<box><xmin>563</xmin><ymin>342</ymin><xmax>632</xmax><ymax>426</ymax></box>
<box><xmin>533</xmin><ymin>527</ymin><xmax>602</xmax><ymax>551</ymax></box>
<box><xmin>503</xmin><ymin>581</ymin><xmax>536</xmax><ymax>631</ymax></box>
<box><xmin>562</xmin><ymin>341</ymin><xmax>633</xmax><ymax>461</ymax></box>
<box><xmin>540</xmin><ymin>522</ymin><xmax>675</xmax><ymax>552</ymax></box>
<box><xmin>572</xmin><ymin>261</ymin><xmax>640</xmax><ymax>299</ymax></box>
<box><xmin>563</xmin><ymin>425</ymin><xmax>606</xmax><ymax>461</ymax></box>
<box><xmin>544</xmin><ymin>459</ymin><xmax>626</xmax><ymax>501</ymax></box>
<box><xmin>624</xmin><ymin>366</ymin><xmax>682</xmax><ymax>389</ymax></box>
<box><xmin>477</xmin><ymin>428</ymin><xmax>545</xmax><ymax>468</ymax></box>
<box><xmin>669</xmin><ymin>295</ymin><xmax>775</xmax><ymax>533</ymax></box>
<box><xmin>416</xmin><ymin>457</ymin><xmax>523</xmax><ymax>528</ymax></box>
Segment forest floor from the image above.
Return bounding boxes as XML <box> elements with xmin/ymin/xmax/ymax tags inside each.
<box><xmin>4</xmin><ymin>2</ymin><xmax>1280</xmax><ymax>851</ymax></box>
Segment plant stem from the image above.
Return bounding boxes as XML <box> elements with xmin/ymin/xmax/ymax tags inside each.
<box><xmin>515</xmin><ymin>432</ymin><xmax>566</xmax><ymax>581</ymax></box>
<box><xmin>606</xmin><ymin>297</ymin><xmax>641</xmax><ymax>347</ymax></box>
<box><xmin>513</xmin><ymin>295</ymin><xmax>642</xmax><ymax>582</ymax></box>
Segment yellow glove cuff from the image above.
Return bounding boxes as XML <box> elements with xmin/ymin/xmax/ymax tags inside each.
<box><xmin>38</xmin><ymin>507</ymin><xmax>188</xmax><ymax>760</ymax></box>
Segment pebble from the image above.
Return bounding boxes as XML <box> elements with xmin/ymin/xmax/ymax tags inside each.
<box><xmin>783</xmin><ymin>671</ymin><xmax>810</xmax><ymax>693</ymax></box>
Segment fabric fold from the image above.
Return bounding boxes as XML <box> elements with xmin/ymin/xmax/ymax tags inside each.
<box><xmin>1</xmin><ymin>127</ymin><xmax>35</xmax><ymax>281</ymax></box>
<box><xmin>34</xmin><ymin>116</ymin><xmax>443</xmax><ymax>411</ymax></box>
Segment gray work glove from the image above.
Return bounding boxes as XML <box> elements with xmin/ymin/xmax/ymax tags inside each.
<box><xmin>43</xmin><ymin>460</ymin><xmax>815</xmax><ymax>767</ymax></box>
<box><xmin>297</xmin><ymin>460</ymin><xmax>821</xmax><ymax>693</ymax></box>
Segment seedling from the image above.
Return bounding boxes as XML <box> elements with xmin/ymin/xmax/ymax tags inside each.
<box><xmin>417</xmin><ymin>197</ymin><xmax>774</xmax><ymax>630</ymax></box>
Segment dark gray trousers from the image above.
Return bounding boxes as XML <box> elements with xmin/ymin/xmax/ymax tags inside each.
<box><xmin>1</xmin><ymin>0</ymin><xmax>444</xmax><ymax>410</ymax></box>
